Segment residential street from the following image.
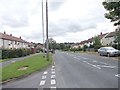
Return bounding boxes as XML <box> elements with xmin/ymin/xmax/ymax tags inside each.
<box><xmin>2</xmin><ymin>51</ymin><xmax>119</xmax><ymax>88</ymax></box>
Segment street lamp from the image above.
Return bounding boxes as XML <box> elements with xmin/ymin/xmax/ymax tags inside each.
<box><xmin>46</xmin><ymin>0</ymin><xmax>49</xmax><ymax>61</ymax></box>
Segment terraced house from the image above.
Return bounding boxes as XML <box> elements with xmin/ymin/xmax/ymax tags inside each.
<box><xmin>0</xmin><ymin>32</ymin><xmax>29</xmax><ymax>49</ymax></box>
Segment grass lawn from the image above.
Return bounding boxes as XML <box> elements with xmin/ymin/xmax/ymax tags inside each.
<box><xmin>2</xmin><ymin>54</ymin><xmax>52</xmax><ymax>81</ymax></box>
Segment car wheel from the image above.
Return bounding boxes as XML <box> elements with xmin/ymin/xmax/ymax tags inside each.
<box><xmin>107</xmin><ymin>53</ymin><xmax>110</xmax><ymax>57</ymax></box>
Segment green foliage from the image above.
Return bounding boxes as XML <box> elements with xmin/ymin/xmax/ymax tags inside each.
<box><xmin>2</xmin><ymin>48</ymin><xmax>32</xmax><ymax>59</ymax></box>
<box><xmin>93</xmin><ymin>36</ymin><xmax>102</xmax><ymax>51</ymax></box>
<box><xmin>102</xmin><ymin>1</ymin><xmax>120</xmax><ymax>26</ymax></box>
<box><xmin>2</xmin><ymin>54</ymin><xmax>52</xmax><ymax>81</ymax></box>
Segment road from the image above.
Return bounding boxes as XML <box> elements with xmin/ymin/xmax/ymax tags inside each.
<box><xmin>2</xmin><ymin>51</ymin><xmax>119</xmax><ymax>89</ymax></box>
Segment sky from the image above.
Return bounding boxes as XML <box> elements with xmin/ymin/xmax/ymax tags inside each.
<box><xmin>0</xmin><ymin>0</ymin><xmax>117</xmax><ymax>43</ymax></box>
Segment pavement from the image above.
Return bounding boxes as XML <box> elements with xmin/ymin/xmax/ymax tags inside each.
<box><xmin>2</xmin><ymin>51</ymin><xmax>120</xmax><ymax>88</ymax></box>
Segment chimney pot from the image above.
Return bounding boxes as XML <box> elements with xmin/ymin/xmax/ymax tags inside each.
<box><xmin>100</xmin><ymin>32</ymin><xmax>102</xmax><ymax>35</ymax></box>
<box><xmin>4</xmin><ymin>31</ymin><xmax>6</xmax><ymax>34</ymax></box>
<box><xmin>10</xmin><ymin>34</ymin><xmax>12</xmax><ymax>36</ymax></box>
<box><xmin>20</xmin><ymin>36</ymin><xmax>21</xmax><ymax>39</ymax></box>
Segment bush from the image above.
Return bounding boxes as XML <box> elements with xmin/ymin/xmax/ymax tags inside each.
<box><xmin>2</xmin><ymin>48</ymin><xmax>32</xmax><ymax>59</ymax></box>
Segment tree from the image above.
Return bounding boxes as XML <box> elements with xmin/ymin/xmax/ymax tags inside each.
<box><xmin>114</xmin><ymin>28</ymin><xmax>120</xmax><ymax>50</ymax></box>
<box><xmin>102</xmin><ymin>1</ymin><xmax>120</xmax><ymax>26</ymax></box>
<box><xmin>93</xmin><ymin>36</ymin><xmax>102</xmax><ymax>51</ymax></box>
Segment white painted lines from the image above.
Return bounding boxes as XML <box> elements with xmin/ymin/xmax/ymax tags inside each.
<box><xmin>40</xmin><ymin>80</ymin><xmax>46</xmax><ymax>86</ymax></box>
<box><xmin>51</xmin><ymin>65</ymin><xmax>57</xmax><ymax>88</ymax></box>
<box><xmin>42</xmin><ymin>75</ymin><xmax>47</xmax><ymax>79</ymax></box>
<box><xmin>51</xmin><ymin>75</ymin><xmax>56</xmax><ymax>79</ymax></box>
<box><xmin>43</xmin><ymin>71</ymin><xmax>48</xmax><ymax>75</ymax></box>
<box><xmin>115</xmin><ymin>74</ymin><xmax>120</xmax><ymax>78</ymax></box>
<box><xmin>51</xmin><ymin>79</ymin><xmax>56</xmax><ymax>85</ymax></box>
<box><xmin>51</xmin><ymin>71</ymin><xmax>55</xmax><ymax>74</ymax></box>
<box><xmin>51</xmin><ymin>86</ymin><xmax>56</xmax><ymax>88</ymax></box>
<box><xmin>82</xmin><ymin>61</ymin><xmax>101</xmax><ymax>69</ymax></box>
<box><xmin>52</xmin><ymin>66</ymin><xmax>55</xmax><ymax>68</ymax></box>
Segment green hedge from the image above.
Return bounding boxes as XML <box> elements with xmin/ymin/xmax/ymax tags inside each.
<box><xmin>2</xmin><ymin>48</ymin><xmax>32</xmax><ymax>59</ymax></box>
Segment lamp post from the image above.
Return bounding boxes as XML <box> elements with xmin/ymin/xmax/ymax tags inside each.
<box><xmin>46</xmin><ymin>0</ymin><xmax>49</xmax><ymax>61</ymax></box>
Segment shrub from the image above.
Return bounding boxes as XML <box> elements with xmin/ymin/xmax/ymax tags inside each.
<box><xmin>2</xmin><ymin>48</ymin><xmax>32</xmax><ymax>59</ymax></box>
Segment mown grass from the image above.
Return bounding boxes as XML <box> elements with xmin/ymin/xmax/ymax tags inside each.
<box><xmin>2</xmin><ymin>54</ymin><xmax>52</xmax><ymax>81</ymax></box>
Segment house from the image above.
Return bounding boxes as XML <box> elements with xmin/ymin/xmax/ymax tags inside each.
<box><xmin>101</xmin><ymin>32</ymin><xmax>116</xmax><ymax>46</ymax></box>
<box><xmin>0</xmin><ymin>32</ymin><xmax>29</xmax><ymax>49</ymax></box>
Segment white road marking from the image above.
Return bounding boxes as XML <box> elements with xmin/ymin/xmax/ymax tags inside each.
<box><xmin>42</xmin><ymin>76</ymin><xmax>46</xmax><ymax>80</ymax></box>
<box><xmin>84</xmin><ymin>61</ymin><xmax>101</xmax><ymax>69</ymax></box>
<box><xmin>96</xmin><ymin>65</ymin><xmax>117</xmax><ymax>68</ymax></box>
<box><xmin>51</xmin><ymin>79</ymin><xmax>56</xmax><ymax>85</ymax></box>
<box><xmin>40</xmin><ymin>80</ymin><xmax>46</xmax><ymax>86</ymax></box>
<box><xmin>115</xmin><ymin>74</ymin><xmax>120</xmax><ymax>77</ymax></box>
<box><xmin>51</xmin><ymin>71</ymin><xmax>55</xmax><ymax>74</ymax></box>
<box><xmin>51</xmin><ymin>86</ymin><xmax>56</xmax><ymax>88</ymax></box>
<box><xmin>43</xmin><ymin>71</ymin><xmax>48</xmax><ymax>75</ymax></box>
<box><xmin>52</xmin><ymin>66</ymin><xmax>55</xmax><ymax>68</ymax></box>
<box><xmin>51</xmin><ymin>75</ymin><xmax>56</xmax><ymax>79</ymax></box>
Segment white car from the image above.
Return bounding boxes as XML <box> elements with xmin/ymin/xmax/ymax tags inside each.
<box><xmin>98</xmin><ymin>47</ymin><xmax>120</xmax><ymax>57</ymax></box>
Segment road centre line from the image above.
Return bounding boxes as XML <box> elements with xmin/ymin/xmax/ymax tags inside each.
<box><xmin>83</xmin><ymin>61</ymin><xmax>101</xmax><ymax>69</ymax></box>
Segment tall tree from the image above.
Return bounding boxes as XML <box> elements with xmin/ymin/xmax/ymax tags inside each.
<box><xmin>93</xmin><ymin>36</ymin><xmax>102</xmax><ymax>50</ymax></box>
<box><xmin>102</xmin><ymin>1</ymin><xmax>120</xmax><ymax>26</ymax></box>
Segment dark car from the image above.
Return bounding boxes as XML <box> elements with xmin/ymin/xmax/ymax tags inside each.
<box><xmin>98</xmin><ymin>47</ymin><xmax>120</xmax><ymax>57</ymax></box>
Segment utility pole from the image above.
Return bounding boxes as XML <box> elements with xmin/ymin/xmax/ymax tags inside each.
<box><xmin>42</xmin><ymin>0</ymin><xmax>45</xmax><ymax>58</ymax></box>
<box><xmin>46</xmin><ymin>0</ymin><xmax>49</xmax><ymax>61</ymax></box>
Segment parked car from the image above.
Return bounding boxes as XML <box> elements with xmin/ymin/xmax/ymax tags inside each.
<box><xmin>98</xmin><ymin>47</ymin><xmax>120</xmax><ymax>57</ymax></box>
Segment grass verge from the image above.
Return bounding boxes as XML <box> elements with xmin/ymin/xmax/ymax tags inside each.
<box><xmin>0</xmin><ymin>59</ymin><xmax>11</xmax><ymax>62</ymax></box>
<box><xmin>2</xmin><ymin>54</ymin><xmax>52</xmax><ymax>81</ymax></box>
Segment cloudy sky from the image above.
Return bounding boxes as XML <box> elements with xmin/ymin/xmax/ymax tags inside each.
<box><xmin>0</xmin><ymin>0</ymin><xmax>117</xmax><ymax>43</ymax></box>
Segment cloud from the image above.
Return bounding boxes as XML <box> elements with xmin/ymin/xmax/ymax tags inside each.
<box><xmin>0</xmin><ymin>0</ymin><xmax>116</xmax><ymax>43</ymax></box>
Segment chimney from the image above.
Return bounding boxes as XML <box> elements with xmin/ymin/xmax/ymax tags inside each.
<box><xmin>100</xmin><ymin>32</ymin><xmax>102</xmax><ymax>35</ymax></box>
<box><xmin>10</xmin><ymin>34</ymin><xmax>12</xmax><ymax>36</ymax></box>
<box><xmin>4</xmin><ymin>31</ymin><xmax>6</xmax><ymax>34</ymax></box>
<box><xmin>20</xmin><ymin>36</ymin><xmax>21</xmax><ymax>39</ymax></box>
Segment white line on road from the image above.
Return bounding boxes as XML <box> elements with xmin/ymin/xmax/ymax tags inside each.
<box><xmin>51</xmin><ymin>86</ymin><xmax>56</xmax><ymax>88</ymax></box>
<box><xmin>51</xmin><ymin>75</ymin><xmax>56</xmax><ymax>79</ymax></box>
<box><xmin>83</xmin><ymin>61</ymin><xmax>101</xmax><ymax>69</ymax></box>
<box><xmin>96</xmin><ymin>65</ymin><xmax>117</xmax><ymax>68</ymax></box>
<box><xmin>115</xmin><ymin>74</ymin><xmax>120</xmax><ymax>77</ymax></box>
<box><xmin>52</xmin><ymin>66</ymin><xmax>55</xmax><ymax>68</ymax></box>
<box><xmin>51</xmin><ymin>71</ymin><xmax>55</xmax><ymax>74</ymax></box>
<box><xmin>42</xmin><ymin>75</ymin><xmax>46</xmax><ymax>80</ymax></box>
<box><xmin>43</xmin><ymin>71</ymin><xmax>48</xmax><ymax>75</ymax></box>
<box><xmin>51</xmin><ymin>79</ymin><xmax>56</xmax><ymax>85</ymax></box>
<box><xmin>40</xmin><ymin>80</ymin><xmax>46</xmax><ymax>86</ymax></box>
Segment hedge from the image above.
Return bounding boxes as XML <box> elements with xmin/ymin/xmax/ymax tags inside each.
<box><xmin>1</xmin><ymin>48</ymin><xmax>32</xmax><ymax>59</ymax></box>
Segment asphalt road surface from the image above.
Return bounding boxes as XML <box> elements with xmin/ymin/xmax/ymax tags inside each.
<box><xmin>2</xmin><ymin>51</ymin><xmax>119</xmax><ymax>88</ymax></box>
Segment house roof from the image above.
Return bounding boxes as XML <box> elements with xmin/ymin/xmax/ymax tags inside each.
<box><xmin>98</xmin><ymin>33</ymin><xmax>108</xmax><ymax>39</ymax></box>
<box><xmin>0</xmin><ymin>32</ymin><xmax>27</xmax><ymax>43</ymax></box>
<box><xmin>105</xmin><ymin>32</ymin><xmax>115</xmax><ymax>38</ymax></box>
